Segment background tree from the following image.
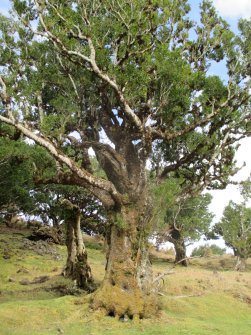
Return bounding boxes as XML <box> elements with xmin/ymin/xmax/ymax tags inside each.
<box><xmin>61</xmin><ymin>198</ymin><xmax>95</xmax><ymax>291</ymax></box>
<box><xmin>0</xmin><ymin>135</ymin><xmax>36</xmax><ymax>223</ymax></box>
<box><xmin>191</xmin><ymin>244</ymin><xmax>226</xmax><ymax>257</ymax></box>
<box><xmin>30</xmin><ymin>183</ymin><xmax>105</xmax><ymax>290</ymax></box>
<box><xmin>0</xmin><ymin>135</ymin><xmax>104</xmax><ymax>288</ymax></box>
<box><xmin>155</xmin><ymin>192</ymin><xmax>213</xmax><ymax>266</ymax></box>
<box><xmin>0</xmin><ymin>1</ymin><xmax>251</xmax><ymax>318</ymax></box>
<box><xmin>214</xmin><ymin>180</ymin><xmax>251</xmax><ymax>271</ymax></box>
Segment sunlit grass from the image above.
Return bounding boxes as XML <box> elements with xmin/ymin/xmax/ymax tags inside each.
<box><xmin>0</xmin><ymin>227</ymin><xmax>251</xmax><ymax>335</ymax></box>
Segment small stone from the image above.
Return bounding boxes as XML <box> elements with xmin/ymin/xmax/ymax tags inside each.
<box><xmin>8</xmin><ymin>277</ymin><xmax>16</xmax><ymax>282</ymax></box>
<box><xmin>19</xmin><ymin>279</ymin><xmax>31</xmax><ymax>285</ymax></box>
<box><xmin>32</xmin><ymin>275</ymin><xmax>50</xmax><ymax>284</ymax></box>
<box><xmin>17</xmin><ymin>268</ymin><xmax>30</xmax><ymax>274</ymax></box>
<box><xmin>119</xmin><ymin>313</ymin><xmax>130</xmax><ymax>322</ymax></box>
<box><xmin>3</xmin><ymin>254</ymin><xmax>11</xmax><ymax>259</ymax></box>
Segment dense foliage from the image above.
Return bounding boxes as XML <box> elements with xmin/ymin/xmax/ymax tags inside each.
<box><xmin>214</xmin><ymin>180</ymin><xmax>251</xmax><ymax>270</ymax></box>
<box><xmin>1</xmin><ymin>0</ymin><xmax>251</xmax><ymax>316</ymax></box>
<box><xmin>191</xmin><ymin>244</ymin><xmax>226</xmax><ymax>257</ymax></box>
<box><xmin>153</xmin><ymin>183</ymin><xmax>213</xmax><ymax>265</ymax></box>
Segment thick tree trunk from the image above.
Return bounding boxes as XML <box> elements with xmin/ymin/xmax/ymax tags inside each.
<box><xmin>63</xmin><ymin>201</ymin><xmax>95</xmax><ymax>292</ymax></box>
<box><xmin>4</xmin><ymin>213</ymin><xmax>14</xmax><ymax>227</ymax></box>
<box><xmin>168</xmin><ymin>229</ymin><xmax>188</xmax><ymax>266</ymax></box>
<box><xmin>174</xmin><ymin>239</ymin><xmax>188</xmax><ymax>266</ymax></box>
<box><xmin>235</xmin><ymin>255</ymin><xmax>246</xmax><ymax>272</ymax></box>
<box><xmin>92</xmin><ymin>204</ymin><xmax>157</xmax><ymax>319</ymax></box>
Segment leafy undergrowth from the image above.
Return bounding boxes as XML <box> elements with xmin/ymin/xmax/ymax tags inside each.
<box><xmin>0</xmin><ymin>227</ymin><xmax>251</xmax><ymax>335</ymax></box>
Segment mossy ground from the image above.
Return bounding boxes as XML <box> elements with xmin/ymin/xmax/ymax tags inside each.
<box><xmin>0</xmin><ymin>226</ymin><xmax>251</xmax><ymax>335</ymax></box>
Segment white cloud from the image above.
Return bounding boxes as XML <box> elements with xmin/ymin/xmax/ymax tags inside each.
<box><xmin>213</xmin><ymin>0</ymin><xmax>251</xmax><ymax>19</ymax></box>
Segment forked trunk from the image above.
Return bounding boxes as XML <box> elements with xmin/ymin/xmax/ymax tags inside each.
<box><xmin>63</xmin><ymin>201</ymin><xmax>94</xmax><ymax>292</ymax></box>
<box><xmin>92</xmin><ymin>204</ymin><xmax>158</xmax><ymax>320</ymax></box>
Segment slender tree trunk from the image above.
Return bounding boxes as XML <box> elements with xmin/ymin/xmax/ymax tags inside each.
<box><xmin>92</xmin><ymin>203</ymin><xmax>157</xmax><ymax>319</ymax></box>
<box><xmin>235</xmin><ymin>255</ymin><xmax>246</xmax><ymax>272</ymax></box>
<box><xmin>62</xmin><ymin>200</ymin><xmax>95</xmax><ymax>292</ymax></box>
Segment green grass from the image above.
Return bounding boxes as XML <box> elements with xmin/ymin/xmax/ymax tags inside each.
<box><xmin>0</xmin><ymin>294</ymin><xmax>250</xmax><ymax>335</ymax></box>
<box><xmin>0</xmin><ymin>227</ymin><xmax>251</xmax><ymax>335</ymax></box>
<box><xmin>162</xmin><ymin>294</ymin><xmax>251</xmax><ymax>335</ymax></box>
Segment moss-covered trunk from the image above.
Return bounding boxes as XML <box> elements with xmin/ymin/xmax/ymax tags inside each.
<box><xmin>174</xmin><ymin>239</ymin><xmax>188</xmax><ymax>266</ymax></box>
<box><xmin>169</xmin><ymin>229</ymin><xmax>188</xmax><ymax>266</ymax></box>
<box><xmin>92</xmin><ymin>204</ymin><xmax>157</xmax><ymax>319</ymax></box>
<box><xmin>63</xmin><ymin>200</ymin><xmax>94</xmax><ymax>292</ymax></box>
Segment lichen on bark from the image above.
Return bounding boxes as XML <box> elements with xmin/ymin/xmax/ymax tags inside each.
<box><xmin>91</xmin><ymin>202</ymin><xmax>158</xmax><ymax>319</ymax></box>
<box><xmin>62</xmin><ymin>199</ymin><xmax>95</xmax><ymax>292</ymax></box>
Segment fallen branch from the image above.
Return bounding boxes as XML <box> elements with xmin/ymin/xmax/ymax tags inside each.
<box><xmin>152</xmin><ymin>270</ymin><xmax>175</xmax><ymax>284</ymax></box>
<box><xmin>153</xmin><ymin>255</ymin><xmax>202</xmax><ymax>284</ymax></box>
<box><xmin>158</xmin><ymin>293</ymin><xmax>203</xmax><ymax>298</ymax></box>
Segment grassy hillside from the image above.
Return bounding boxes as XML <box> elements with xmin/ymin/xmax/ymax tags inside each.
<box><xmin>0</xmin><ymin>226</ymin><xmax>251</xmax><ymax>335</ymax></box>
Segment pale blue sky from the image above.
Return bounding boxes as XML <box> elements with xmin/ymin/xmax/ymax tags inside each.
<box><xmin>0</xmin><ymin>0</ymin><xmax>247</xmax><ymax>27</ymax></box>
<box><xmin>0</xmin><ymin>0</ymin><xmax>246</xmax><ymax>33</ymax></box>
<box><xmin>0</xmin><ymin>0</ymin><xmax>10</xmax><ymax>16</ymax></box>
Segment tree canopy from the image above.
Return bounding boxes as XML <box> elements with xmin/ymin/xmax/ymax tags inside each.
<box><xmin>0</xmin><ymin>1</ymin><xmax>251</xmax><ymax>208</ymax></box>
<box><xmin>214</xmin><ymin>180</ymin><xmax>251</xmax><ymax>271</ymax></box>
<box><xmin>153</xmin><ymin>181</ymin><xmax>213</xmax><ymax>265</ymax></box>
<box><xmin>1</xmin><ymin>0</ymin><xmax>251</xmax><ymax>318</ymax></box>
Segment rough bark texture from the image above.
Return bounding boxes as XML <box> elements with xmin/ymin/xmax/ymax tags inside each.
<box><xmin>235</xmin><ymin>255</ymin><xmax>247</xmax><ymax>272</ymax></box>
<box><xmin>88</xmin><ymin>128</ymin><xmax>158</xmax><ymax>318</ymax></box>
<box><xmin>167</xmin><ymin>229</ymin><xmax>188</xmax><ymax>266</ymax></box>
<box><xmin>92</xmin><ymin>204</ymin><xmax>158</xmax><ymax>319</ymax></box>
<box><xmin>174</xmin><ymin>240</ymin><xmax>188</xmax><ymax>267</ymax></box>
<box><xmin>62</xmin><ymin>200</ymin><xmax>95</xmax><ymax>292</ymax></box>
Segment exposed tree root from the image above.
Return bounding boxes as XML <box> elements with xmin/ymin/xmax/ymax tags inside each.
<box><xmin>91</xmin><ymin>281</ymin><xmax>159</xmax><ymax>320</ymax></box>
